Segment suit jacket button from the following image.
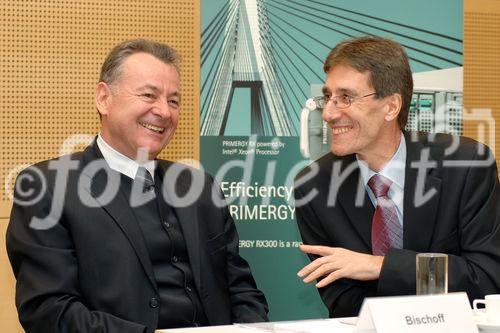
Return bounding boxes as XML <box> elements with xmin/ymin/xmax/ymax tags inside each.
<box><xmin>149</xmin><ymin>297</ymin><xmax>159</xmax><ymax>308</ymax></box>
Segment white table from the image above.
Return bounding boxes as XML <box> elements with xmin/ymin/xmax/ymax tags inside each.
<box><xmin>157</xmin><ymin>317</ymin><xmax>357</xmax><ymax>333</ymax></box>
<box><xmin>157</xmin><ymin>316</ymin><xmax>498</xmax><ymax>332</ymax></box>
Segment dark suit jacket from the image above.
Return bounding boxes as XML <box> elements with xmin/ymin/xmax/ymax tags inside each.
<box><xmin>294</xmin><ymin>131</ymin><xmax>500</xmax><ymax>317</ymax></box>
<box><xmin>7</xmin><ymin>141</ymin><xmax>268</xmax><ymax>333</ymax></box>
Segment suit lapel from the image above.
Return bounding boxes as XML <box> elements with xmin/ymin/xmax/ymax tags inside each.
<box><xmin>403</xmin><ymin>132</ymin><xmax>442</xmax><ymax>251</ymax></box>
<box><xmin>157</xmin><ymin>162</ymin><xmax>202</xmax><ymax>289</ymax></box>
<box><xmin>80</xmin><ymin>142</ymin><xmax>158</xmax><ymax>292</ymax></box>
<box><xmin>334</xmin><ymin>155</ymin><xmax>374</xmax><ymax>250</ymax></box>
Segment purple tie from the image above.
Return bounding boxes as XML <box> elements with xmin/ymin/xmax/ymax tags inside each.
<box><xmin>368</xmin><ymin>174</ymin><xmax>403</xmax><ymax>255</ymax></box>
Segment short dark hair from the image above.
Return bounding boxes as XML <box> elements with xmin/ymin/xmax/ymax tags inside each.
<box><xmin>324</xmin><ymin>36</ymin><xmax>413</xmax><ymax>129</ymax></box>
<box><xmin>99</xmin><ymin>38</ymin><xmax>180</xmax><ymax>85</ymax></box>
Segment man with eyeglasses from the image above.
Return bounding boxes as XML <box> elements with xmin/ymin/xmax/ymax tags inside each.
<box><xmin>294</xmin><ymin>36</ymin><xmax>500</xmax><ymax>317</ymax></box>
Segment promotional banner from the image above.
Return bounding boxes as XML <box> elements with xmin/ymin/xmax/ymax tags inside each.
<box><xmin>201</xmin><ymin>0</ymin><xmax>463</xmax><ymax>320</ymax></box>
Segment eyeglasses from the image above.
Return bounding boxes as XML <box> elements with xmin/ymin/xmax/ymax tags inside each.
<box><xmin>312</xmin><ymin>92</ymin><xmax>377</xmax><ymax>109</ymax></box>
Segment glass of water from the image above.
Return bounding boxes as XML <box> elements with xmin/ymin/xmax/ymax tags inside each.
<box><xmin>416</xmin><ymin>253</ymin><xmax>448</xmax><ymax>295</ymax></box>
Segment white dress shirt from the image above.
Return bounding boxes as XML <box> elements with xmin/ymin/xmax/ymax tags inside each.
<box><xmin>96</xmin><ymin>134</ymin><xmax>156</xmax><ymax>180</ymax></box>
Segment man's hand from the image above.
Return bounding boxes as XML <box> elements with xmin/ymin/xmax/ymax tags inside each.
<box><xmin>297</xmin><ymin>244</ymin><xmax>384</xmax><ymax>288</ymax></box>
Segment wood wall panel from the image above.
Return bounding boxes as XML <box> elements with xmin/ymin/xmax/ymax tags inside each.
<box><xmin>464</xmin><ymin>0</ymin><xmax>500</xmax><ymax>169</ymax></box>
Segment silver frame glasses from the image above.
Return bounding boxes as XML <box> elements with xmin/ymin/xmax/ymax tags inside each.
<box><xmin>312</xmin><ymin>92</ymin><xmax>377</xmax><ymax>109</ymax></box>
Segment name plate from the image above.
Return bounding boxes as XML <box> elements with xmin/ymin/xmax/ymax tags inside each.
<box><xmin>355</xmin><ymin>292</ymin><xmax>478</xmax><ymax>333</ymax></box>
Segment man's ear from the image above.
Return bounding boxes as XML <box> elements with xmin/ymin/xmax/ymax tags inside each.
<box><xmin>384</xmin><ymin>93</ymin><xmax>402</xmax><ymax>122</ymax></box>
<box><xmin>95</xmin><ymin>82</ymin><xmax>113</xmax><ymax>117</ymax></box>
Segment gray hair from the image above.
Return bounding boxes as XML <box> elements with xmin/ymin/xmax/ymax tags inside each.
<box><xmin>99</xmin><ymin>38</ymin><xmax>180</xmax><ymax>85</ymax></box>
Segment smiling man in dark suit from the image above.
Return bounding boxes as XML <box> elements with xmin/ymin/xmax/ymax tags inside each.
<box><xmin>7</xmin><ymin>39</ymin><xmax>268</xmax><ymax>333</ymax></box>
<box><xmin>294</xmin><ymin>36</ymin><xmax>500</xmax><ymax>317</ymax></box>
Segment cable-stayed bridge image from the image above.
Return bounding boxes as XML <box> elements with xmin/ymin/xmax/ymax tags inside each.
<box><xmin>200</xmin><ymin>0</ymin><xmax>463</xmax><ymax>137</ymax></box>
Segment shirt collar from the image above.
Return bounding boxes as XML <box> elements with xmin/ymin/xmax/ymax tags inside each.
<box><xmin>96</xmin><ymin>134</ymin><xmax>156</xmax><ymax>180</ymax></box>
<box><xmin>357</xmin><ymin>131</ymin><xmax>406</xmax><ymax>189</ymax></box>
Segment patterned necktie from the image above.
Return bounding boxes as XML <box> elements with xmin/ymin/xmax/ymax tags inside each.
<box><xmin>368</xmin><ymin>174</ymin><xmax>403</xmax><ymax>255</ymax></box>
<box><xmin>135</xmin><ymin>167</ymin><xmax>155</xmax><ymax>193</ymax></box>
